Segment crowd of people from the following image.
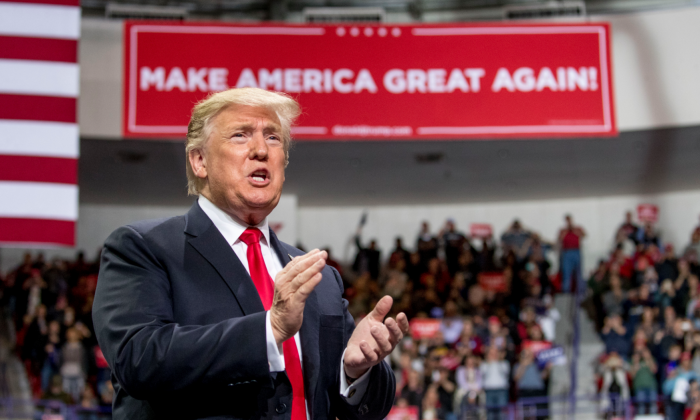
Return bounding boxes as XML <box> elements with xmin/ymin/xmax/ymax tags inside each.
<box><xmin>342</xmin><ymin>212</ymin><xmax>700</xmax><ymax>420</ymax></box>
<box><xmin>2</xmin><ymin>210</ymin><xmax>700</xmax><ymax>420</ymax></box>
<box><xmin>0</xmin><ymin>251</ymin><xmax>112</xmax><ymax>416</ymax></box>
<box><xmin>342</xmin><ymin>216</ymin><xmax>580</xmax><ymax>420</ymax></box>
<box><xmin>583</xmin><ymin>212</ymin><xmax>700</xmax><ymax>420</ymax></box>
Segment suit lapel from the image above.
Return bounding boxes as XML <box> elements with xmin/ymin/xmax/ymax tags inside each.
<box><xmin>184</xmin><ymin>202</ymin><xmax>264</xmax><ymax>315</ymax></box>
<box><xmin>270</xmin><ymin>232</ymin><xmax>320</xmax><ymax>420</ymax></box>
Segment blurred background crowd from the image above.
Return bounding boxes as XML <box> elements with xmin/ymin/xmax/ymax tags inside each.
<box><xmin>2</xmin><ymin>209</ymin><xmax>700</xmax><ymax>420</ymax></box>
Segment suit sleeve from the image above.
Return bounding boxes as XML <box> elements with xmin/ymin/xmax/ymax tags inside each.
<box><xmin>329</xmin><ymin>268</ymin><xmax>396</xmax><ymax>420</ymax></box>
<box><xmin>92</xmin><ymin>226</ymin><xmax>270</xmax><ymax>400</ymax></box>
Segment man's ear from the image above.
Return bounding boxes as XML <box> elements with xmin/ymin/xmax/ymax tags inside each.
<box><xmin>189</xmin><ymin>148</ymin><xmax>207</xmax><ymax>180</ymax></box>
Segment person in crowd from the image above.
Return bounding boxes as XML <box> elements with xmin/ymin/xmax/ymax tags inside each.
<box><xmin>513</xmin><ymin>348</ymin><xmax>551</xmax><ymax>420</ymax></box>
<box><xmin>422</xmin><ymin>385</ymin><xmax>440</xmax><ymax>420</ymax></box>
<box><xmin>440</xmin><ymin>301</ymin><xmax>464</xmax><ymax>345</ymax></box>
<box><xmin>61</xmin><ymin>327</ymin><xmax>86</xmax><ymax>402</ymax></box>
<box><xmin>435</xmin><ymin>366</ymin><xmax>457</xmax><ymax>420</ymax></box>
<box><xmin>42</xmin><ymin>374</ymin><xmax>73</xmax><ymax>405</ymax></box>
<box><xmin>558</xmin><ymin>214</ymin><xmax>586</xmax><ymax>293</ymax></box>
<box><xmin>687</xmin><ymin>380</ymin><xmax>700</xmax><ymax>420</ymax></box>
<box><xmin>599</xmin><ymin>352</ymin><xmax>630</xmax><ymax>418</ymax></box>
<box><xmin>455</xmin><ymin>318</ymin><xmax>483</xmax><ymax>358</ymax></box>
<box><xmin>657</xmin><ymin>244</ymin><xmax>680</xmax><ymax>285</ymax></box>
<box><xmin>501</xmin><ymin>220</ymin><xmax>532</xmax><ymax>263</ymax></box>
<box><xmin>684</xmin><ymin>230</ymin><xmax>700</xmax><ymax>262</ymax></box>
<box><xmin>630</xmin><ymin>339</ymin><xmax>658</xmax><ymax>415</ymax></box>
<box><xmin>482</xmin><ymin>316</ymin><xmax>514</xmax><ymax>356</ymax></box>
<box><xmin>637</xmin><ymin>223</ymin><xmax>662</xmax><ymax>249</ymax></box>
<box><xmin>390</xmin><ymin>237</ymin><xmax>412</xmax><ymax>267</ymax></box>
<box><xmin>399</xmin><ymin>369</ymin><xmax>425</xmax><ymax>408</ymax></box>
<box><xmin>99</xmin><ymin>380</ymin><xmax>114</xmax><ymax>409</ymax></box>
<box><xmin>456</xmin><ymin>354</ymin><xmax>483</xmax><ymax>420</ymax></box>
<box><xmin>417</xmin><ymin>222</ymin><xmax>439</xmax><ymax>270</ymax></box>
<box><xmin>602</xmin><ymin>275</ymin><xmax>626</xmax><ymax>318</ymax></box>
<box><xmin>41</xmin><ymin>320</ymin><xmax>62</xmax><ymax>393</ymax></box>
<box><xmin>615</xmin><ymin>211</ymin><xmax>639</xmax><ymax>247</ymax></box>
<box><xmin>441</xmin><ymin>219</ymin><xmax>469</xmax><ymax>277</ymax></box>
<box><xmin>601</xmin><ymin>314</ymin><xmax>631</xmax><ymax>357</ymax></box>
<box><xmin>353</xmin><ymin>227</ymin><xmax>382</xmax><ymax>280</ymax></box>
<box><xmin>480</xmin><ymin>346</ymin><xmax>510</xmax><ymax>420</ymax></box>
<box><xmin>663</xmin><ymin>353</ymin><xmax>698</xmax><ymax>420</ymax></box>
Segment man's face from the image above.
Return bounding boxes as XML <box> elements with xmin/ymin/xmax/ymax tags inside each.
<box><xmin>195</xmin><ymin>104</ymin><xmax>286</xmax><ymax>224</ymax></box>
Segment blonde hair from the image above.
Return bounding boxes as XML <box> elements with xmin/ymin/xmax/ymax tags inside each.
<box><xmin>185</xmin><ymin>87</ymin><xmax>301</xmax><ymax>195</ymax></box>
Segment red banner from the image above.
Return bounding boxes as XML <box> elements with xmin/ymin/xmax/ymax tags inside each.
<box><xmin>478</xmin><ymin>272</ymin><xmax>509</xmax><ymax>293</ymax></box>
<box><xmin>124</xmin><ymin>21</ymin><xmax>615</xmax><ymax>140</ymax></box>
<box><xmin>387</xmin><ymin>406</ymin><xmax>419</xmax><ymax>420</ymax></box>
<box><xmin>409</xmin><ymin>319</ymin><xmax>441</xmax><ymax>339</ymax></box>
<box><xmin>522</xmin><ymin>339</ymin><xmax>553</xmax><ymax>355</ymax></box>
<box><xmin>470</xmin><ymin>223</ymin><xmax>493</xmax><ymax>239</ymax></box>
<box><xmin>637</xmin><ymin>204</ymin><xmax>659</xmax><ymax>223</ymax></box>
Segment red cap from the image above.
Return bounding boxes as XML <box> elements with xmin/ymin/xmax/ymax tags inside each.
<box><xmin>488</xmin><ymin>316</ymin><xmax>501</xmax><ymax>325</ymax></box>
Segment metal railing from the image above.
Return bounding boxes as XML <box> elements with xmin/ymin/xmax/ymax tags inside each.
<box><xmin>459</xmin><ymin>393</ymin><xmax>669</xmax><ymax>420</ymax></box>
<box><xmin>0</xmin><ymin>398</ymin><xmax>112</xmax><ymax>420</ymax></box>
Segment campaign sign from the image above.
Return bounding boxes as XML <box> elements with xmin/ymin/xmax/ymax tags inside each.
<box><xmin>522</xmin><ymin>339</ymin><xmax>553</xmax><ymax>354</ymax></box>
<box><xmin>535</xmin><ymin>345</ymin><xmax>567</xmax><ymax>369</ymax></box>
<box><xmin>637</xmin><ymin>204</ymin><xmax>659</xmax><ymax>223</ymax></box>
<box><xmin>470</xmin><ymin>223</ymin><xmax>493</xmax><ymax>239</ymax></box>
<box><xmin>124</xmin><ymin>21</ymin><xmax>615</xmax><ymax>139</ymax></box>
<box><xmin>387</xmin><ymin>406</ymin><xmax>420</xmax><ymax>420</ymax></box>
<box><xmin>478</xmin><ymin>272</ymin><xmax>508</xmax><ymax>293</ymax></box>
<box><xmin>409</xmin><ymin>319</ymin><xmax>441</xmax><ymax>339</ymax></box>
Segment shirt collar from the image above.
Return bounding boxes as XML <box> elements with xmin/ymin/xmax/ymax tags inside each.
<box><xmin>197</xmin><ymin>195</ymin><xmax>270</xmax><ymax>247</ymax></box>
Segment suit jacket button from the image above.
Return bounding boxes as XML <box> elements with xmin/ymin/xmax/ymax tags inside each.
<box><xmin>276</xmin><ymin>403</ymin><xmax>287</xmax><ymax>414</ymax></box>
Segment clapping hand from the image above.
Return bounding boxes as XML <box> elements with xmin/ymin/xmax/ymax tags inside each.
<box><xmin>343</xmin><ymin>296</ymin><xmax>410</xmax><ymax>379</ymax></box>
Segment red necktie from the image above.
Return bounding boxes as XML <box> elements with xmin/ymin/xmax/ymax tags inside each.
<box><xmin>239</xmin><ymin>228</ymin><xmax>306</xmax><ymax>420</ymax></box>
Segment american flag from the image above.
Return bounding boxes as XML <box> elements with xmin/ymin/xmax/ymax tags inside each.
<box><xmin>0</xmin><ymin>0</ymin><xmax>80</xmax><ymax>246</ymax></box>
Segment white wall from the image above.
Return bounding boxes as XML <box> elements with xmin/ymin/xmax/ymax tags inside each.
<box><xmin>601</xmin><ymin>7</ymin><xmax>700</xmax><ymax>131</ymax></box>
<box><xmin>297</xmin><ymin>189</ymin><xmax>700</xmax><ymax>274</ymax></box>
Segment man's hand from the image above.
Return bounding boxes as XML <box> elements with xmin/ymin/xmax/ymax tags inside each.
<box><xmin>270</xmin><ymin>249</ymin><xmax>327</xmax><ymax>346</ymax></box>
<box><xmin>343</xmin><ymin>296</ymin><xmax>410</xmax><ymax>379</ymax></box>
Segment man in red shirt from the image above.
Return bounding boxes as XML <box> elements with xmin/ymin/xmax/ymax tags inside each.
<box><xmin>558</xmin><ymin>214</ymin><xmax>586</xmax><ymax>293</ymax></box>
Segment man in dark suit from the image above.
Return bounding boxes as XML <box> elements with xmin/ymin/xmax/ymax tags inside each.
<box><xmin>93</xmin><ymin>88</ymin><xmax>409</xmax><ymax>420</ymax></box>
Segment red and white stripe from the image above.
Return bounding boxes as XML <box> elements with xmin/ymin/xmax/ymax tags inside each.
<box><xmin>0</xmin><ymin>0</ymin><xmax>79</xmax><ymax>246</ymax></box>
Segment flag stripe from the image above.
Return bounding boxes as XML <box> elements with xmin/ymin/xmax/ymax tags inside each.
<box><xmin>0</xmin><ymin>59</ymin><xmax>79</xmax><ymax>97</ymax></box>
<box><xmin>0</xmin><ymin>36</ymin><xmax>77</xmax><ymax>63</ymax></box>
<box><xmin>0</xmin><ymin>120</ymin><xmax>78</xmax><ymax>157</ymax></box>
<box><xmin>0</xmin><ymin>0</ymin><xmax>80</xmax><ymax>6</ymax></box>
<box><xmin>0</xmin><ymin>3</ymin><xmax>80</xmax><ymax>40</ymax></box>
<box><xmin>0</xmin><ymin>94</ymin><xmax>76</xmax><ymax>123</ymax></box>
<box><xmin>0</xmin><ymin>120</ymin><xmax>78</xmax><ymax>158</ymax></box>
<box><xmin>0</xmin><ymin>181</ymin><xmax>78</xmax><ymax>220</ymax></box>
<box><xmin>0</xmin><ymin>218</ymin><xmax>75</xmax><ymax>246</ymax></box>
<box><xmin>0</xmin><ymin>155</ymin><xmax>76</xmax><ymax>184</ymax></box>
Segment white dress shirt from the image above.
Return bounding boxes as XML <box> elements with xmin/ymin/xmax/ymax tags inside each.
<box><xmin>198</xmin><ymin>196</ymin><xmax>371</xmax><ymax>413</ymax></box>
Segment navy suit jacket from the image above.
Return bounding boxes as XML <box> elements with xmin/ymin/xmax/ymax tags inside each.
<box><xmin>92</xmin><ymin>202</ymin><xmax>395</xmax><ymax>420</ymax></box>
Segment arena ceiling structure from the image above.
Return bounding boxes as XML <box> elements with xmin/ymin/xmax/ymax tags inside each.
<box><xmin>80</xmin><ymin>0</ymin><xmax>698</xmax><ymax>20</ymax></box>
